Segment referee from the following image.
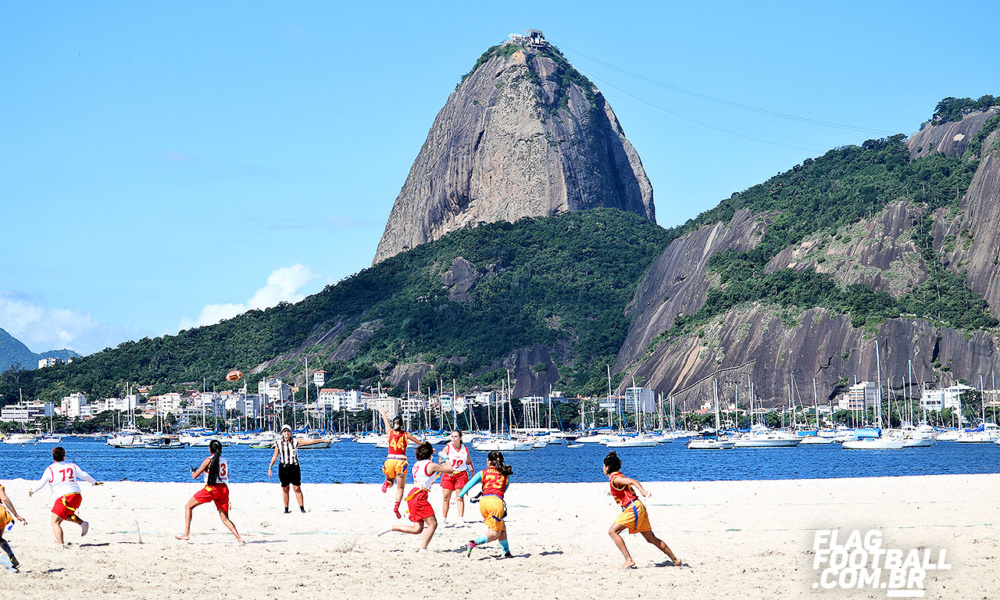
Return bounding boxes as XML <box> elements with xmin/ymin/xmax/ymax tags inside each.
<box><xmin>267</xmin><ymin>424</ymin><xmax>331</xmax><ymax>513</ymax></box>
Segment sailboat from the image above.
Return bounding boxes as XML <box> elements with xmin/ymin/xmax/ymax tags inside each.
<box><xmin>687</xmin><ymin>380</ymin><xmax>736</xmax><ymax>449</ymax></box>
<box><xmin>842</xmin><ymin>341</ymin><xmax>905</xmax><ymax>449</ymax></box>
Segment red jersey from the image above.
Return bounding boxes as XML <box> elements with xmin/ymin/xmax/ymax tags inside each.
<box><xmin>481</xmin><ymin>466</ymin><xmax>509</xmax><ymax>498</ymax></box>
<box><xmin>387</xmin><ymin>429</ymin><xmax>407</xmax><ymax>457</ymax></box>
<box><xmin>608</xmin><ymin>471</ymin><xmax>638</xmax><ymax>507</ymax></box>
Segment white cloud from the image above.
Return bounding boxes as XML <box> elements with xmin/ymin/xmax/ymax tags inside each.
<box><xmin>180</xmin><ymin>264</ymin><xmax>319</xmax><ymax>330</ymax></box>
<box><xmin>0</xmin><ymin>292</ymin><xmax>99</xmax><ymax>354</ymax></box>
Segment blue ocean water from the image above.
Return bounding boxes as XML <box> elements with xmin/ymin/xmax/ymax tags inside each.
<box><xmin>2</xmin><ymin>438</ymin><xmax>999</xmax><ymax>484</ymax></box>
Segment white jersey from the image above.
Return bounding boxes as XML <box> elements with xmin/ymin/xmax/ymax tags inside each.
<box><xmin>440</xmin><ymin>442</ymin><xmax>472</xmax><ymax>472</ymax></box>
<box><xmin>204</xmin><ymin>456</ymin><xmax>230</xmax><ymax>484</ymax></box>
<box><xmin>32</xmin><ymin>462</ymin><xmax>97</xmax><ymax>500</ymax></box>
<box><xmin>411</xmin><ymin>459</ymin><xmax>439</xmax><ymax>491</ymax></box>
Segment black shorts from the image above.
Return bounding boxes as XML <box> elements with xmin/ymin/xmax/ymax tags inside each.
<box><xmin>278</xmin><ymin>463</ymin><xmax>301</xmax><ymax>487</ymax></box>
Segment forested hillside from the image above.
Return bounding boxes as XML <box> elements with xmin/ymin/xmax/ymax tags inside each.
<box><xmin>1</xmin><ymin>210</ymin><xmax>672</xmax><ymax>404</ymax></box>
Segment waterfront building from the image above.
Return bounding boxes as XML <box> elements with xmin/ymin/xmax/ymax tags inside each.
<box><xmin>0</xmin><ymin>401</ymin><xmax>54</xmax><ymax>424</ymax></box>
<box><xmin>920</xmin><ymin>384</ymin><xmax>973</xmax><ymax>412</ymax></box>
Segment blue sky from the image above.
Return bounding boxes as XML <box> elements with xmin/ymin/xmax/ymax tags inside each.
<box><xmin>2</xmin><ymin>1</ymin><xmax>998</xmax><ymax>355</ymax></box>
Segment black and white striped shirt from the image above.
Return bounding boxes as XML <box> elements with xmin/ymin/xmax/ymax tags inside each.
<box><xmin>277</xmin><ymin>437</ymin><xmax>299</xmax><ymax>465</ymax></box>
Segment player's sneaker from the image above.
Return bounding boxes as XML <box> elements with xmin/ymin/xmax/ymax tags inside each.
<box><xmin>381</xmin><ymin>480</ymin><xmax>391</xmax><ymax>493</ymax></box>
<box><xmin>465</xmin><ymin>541</ymin><xmax>477</xmax><ymax>557</ymax></box>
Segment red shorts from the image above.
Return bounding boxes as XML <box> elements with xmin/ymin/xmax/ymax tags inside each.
<box><xmin>440</xmin><ymin>471</ymin><xmax>469</xmax><ymax>491</ymax></box>
<box><xmin>193</xmin><ymin>483</ymin><xmax>230</xmax><ymax>512</ymax></box>
<box><xmin>405</xmin><ymin>488</ymin><xmax>434</xmax><ymax>522</ymax></box>
<box><xmin>52</xmin><ymin>493</ymin><xmax>82</xmax><ymax>520</ymax></box>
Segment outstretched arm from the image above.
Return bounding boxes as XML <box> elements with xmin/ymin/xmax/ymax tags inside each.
<box><xmin>458</xmin><ymin>471</ymin><xmax>483</xmax><ymax>499</ymax></box>
<box><xmin>378</xmin><ymin>409</ymin><xmax>392</xmax><ymax>431</ymax></box>
<box><xmin>297</xmin><ymin>437</ymin><xmax>331</xmax><ymax>447</ymax></box>
<box><xmin>405</xmin><ymin>432</ymin><xmax>422</xmax><ymax>444</ymax></box>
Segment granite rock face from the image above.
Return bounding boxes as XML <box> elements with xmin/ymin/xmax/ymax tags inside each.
<box><xmin>628</xmin><ymin>304</ymin><xmax>1000</xmax><ymax>410</ymax></box>
<box><xmin>766</xmin><ymin>201</ymin><xmax>928</xmax><ymax>297</ymax></box>
<box><xmin>373</xmin><ymin>42</ymin><xmax>655</xmax><ymax>264</ymax></box>
<box><xmin>907</xmin><ymin>109</ymin><xmax>998</xmax><ymax>159</ymax></box>
<box><xmin>938</xmin><ymin>126</ymin><xmax>1000</xmax><ymax>319</ymax></box>
<box><xmin>614</xmin><ymin>112</ymin><xmax>1000</xmax><ymax>405</ymax></box>
<box><xmin>613</xmin><ymin>208</ymin><xmax>768</xmax><ymax>372</ymax></box>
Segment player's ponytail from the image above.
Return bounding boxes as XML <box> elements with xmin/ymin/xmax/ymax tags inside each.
<box><xmin>487</xmin><ymin>450</ymin><xmax>513</xmax><ymax>476</ymax></box>
<box><xmin>207</xmin><ymin>439</ymin><xmax>223</xmax><ymax>485</ymax></box>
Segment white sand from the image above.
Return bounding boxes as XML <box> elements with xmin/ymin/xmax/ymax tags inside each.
<box><xmin>0</xmin><ymin>474</ymin><xmax>995</xmax><ymax>599</ymax></box>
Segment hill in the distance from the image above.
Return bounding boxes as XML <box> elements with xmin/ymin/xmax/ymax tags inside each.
<box><xmin>0</xmin><ymin>327</ymin><xmax>79</xmax><ymax>373</ymax></box>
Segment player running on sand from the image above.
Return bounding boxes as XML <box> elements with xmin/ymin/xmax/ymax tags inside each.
<box><xmin>603</xmin><ymin>451</ymin><xmax>681</xmax><ymax>569</ymax></box>
<box><xmin>379</xmin><ymin>408</ymin><xmax>421</xmax><ymax>519</ymax></box>
<box><xmin>377</xmin><ymin>442</ymin><xmax>455</xmax><ymax>551</ymax></box>
<box><xmin>439</xmin><ymin>430</ymin><xmax>473</xmax><ymax>526</ymax></box>
<box><xmin>176</xmin><ymin>439</ymin><xmax>244</xmax><ymax>544</ymax></box>
<box><xmin>458</xmin><ymin>450</ymin><xmax>513</xmax><ymax>558</ymax></box>
<box><xmin>29</xmin><ymin>446</ymin><xmax>102</xmax><ymax>546</ymax></box>
<box><xmin>0</xmin><ymin>483</ymin><xmax>27</xmax><ymax>572</ymax></box>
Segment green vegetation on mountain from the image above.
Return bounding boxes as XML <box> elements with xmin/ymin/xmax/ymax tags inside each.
<box><xmin>656</xmin><ymin>132</ymin><xmax>994</xmax><ymax>344</ymax></box>
<box><xmin>932</xmin><ymin>94</ymin><xmax>998</xmax><ymax>124</ymax></box>
<box><xmin>0</xmin><ymin>210</ymin><xmax>672</xmax><ymax>405</ymax></box>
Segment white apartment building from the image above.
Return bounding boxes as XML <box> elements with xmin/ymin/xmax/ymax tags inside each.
<box><xmin>920</xmin><ymin>384</ymin><xmax>973</xmax><ymax>412</ymax></box>
<box><xmin>317</xmin><ymin>389</ymin><xmax>365</xmax><ymax>412</ymax></box>
<box><xmin>368</xmin><ymin>396</ymin><xmax>400</xmax><ymax>419</ymax></box>
<box><xmin>1</xmin><ymin>401</ymin><xmax>54</xmax><ymax>424</ymax></box>
<box><xmin>313</xmin><ymin>370</ymin><xmax>327</xmax><ymax>387</ymax></box>
<box><xmin>400</xmin><ymin>392</ymin><xmax>427</xmax><ymax>416</ymax></box>
<box><xmin>473</xmin><ymin>391</ymin><xmax>496</xmax><ymax>406</ymax></box>
<box><xmin>156</xmin><ymin>393</ymin><xmax>185</xmax><ymax>417</ymax></box>
<box><xmin>225</xmin><ymin>393</ymin><xmax>262</xmax><ymax>418</ymax></box>
<box><xmin>59</xmin><ymin>392</ymin><xmax>88</xmax><ymax>419</ymax></box>
<box><xmin>258</xmin><ymin>378</ymin><xmax>292</xmax><ymax>405</ymax></box>
<box><xmin>624</xmin><ymin>387</ymin><xmax>656</xmax><ymax>413</ymax></box>
<box><xmin>38</xmin><ymin>357</ymin><xmax>61</xmax><ymax>369</ymax></box>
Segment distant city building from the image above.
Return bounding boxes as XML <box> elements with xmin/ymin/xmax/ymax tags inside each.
<box><xmin>38</xmin><ymin>357</ymin><xmax>62</xmax><ymax>369</ymax></box>
<box><xmin>838</xmin><ymin>382</ymin><xmax>878</xmax><ymax>411</ymax></box>
<box><xmin>473</xmin><ymin>392</ymin><xmax>496</xmax><ymax>406</ymax></box>
<box><xmin>224</xmin><ymin>393</ymin><xmax>261</xmax><ymax>418</ymax></box>
<box><xmin>400</xmin><ymin>392</ymin><xmax>426</xmax><ymax>416</ymax></box>
<box><xmin>599</xmin><ymin>396</ymin><xmax>624</xmax><ymax>413</ymax></box>
<box><xmin>624</xmin><ymin>387</ymin><xmax>656</xmax><ymax>413</ymax></box>
<box><xmin>258</xmin><ymin>378</ymin><xmax>292</xmax><ymax>405</ymax></box>
<box><xmin>1</xmin><ymin>401</ymin><xmax>54</xmax><ymax>424</ymax></box>
<box><xmin>920</xmin><ymin>384</ymin><xmax>973</xmax><ymax>412</ymax></box>
<box><xmin>313</xmin><ymin>370</ymin><xmax>327</xmax><ymax>387</ymax></box>
<box><xmin>368</xmin><ymin>395</ymin><xmax>400</xmax><ymax>419</ymax></box>
<box><xmin>317</xmin><ymin>389</ymin><xmax>365</xmax><ymax>412</ymax></box>
<box><xmin>156</xmin><ymin>393</ymin><xmax>184</xmax><ymax>417</ymax></box>
<box><xmin>59</xmin><ymin>392</ymin><xmax>88</xmax><ymax>419</ymax></box>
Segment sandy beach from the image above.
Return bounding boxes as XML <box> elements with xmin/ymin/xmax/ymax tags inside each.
<box><xmin>0</xmin><ymin>474</ymin><xmax>994</xmax><ymax>599</ymax></box>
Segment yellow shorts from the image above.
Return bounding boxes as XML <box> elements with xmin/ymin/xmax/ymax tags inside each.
<box><xmin>614</xmin><ymin>500</ymin><xmax>651</xmax><ymax>534</ymax></box>
<box><xmin>479</xmin><ymin>495</ymin><xmax>507</xmax><ymax>532</ymax></box>
<box><xmin>382</xmin><ymin>457</ymin><xmax>408</xmax><ymax>480</ymax></box>
<box><xmin>0</xmin><ymin>505</ymin><xmax>11</xmax><ymax>531</ymax></box>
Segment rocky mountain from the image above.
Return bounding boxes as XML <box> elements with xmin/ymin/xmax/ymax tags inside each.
<box><xmin>373</xmin><ymin>34</ymin><xmax>654</xmax><ymax>264</ymax></box>
<box><xmin>613</xmin><ymin>105</ymin><xmax>1000</xmax><ymax>408</ymax></box>
<box><xmin>0</xmin><ymin>327</ymin><xmax>79</xmax><ymax>373</ymax></box>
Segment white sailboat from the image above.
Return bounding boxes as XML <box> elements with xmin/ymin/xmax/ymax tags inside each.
<box><xmin>687</xmin><ymin>380</ymin><xmax>736</xmax><ymax>449</ymax></box>
<box><xmin>841</xmin><ymin>340</ymin><xmax>905</xmax><ymax>450</ymax></box>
